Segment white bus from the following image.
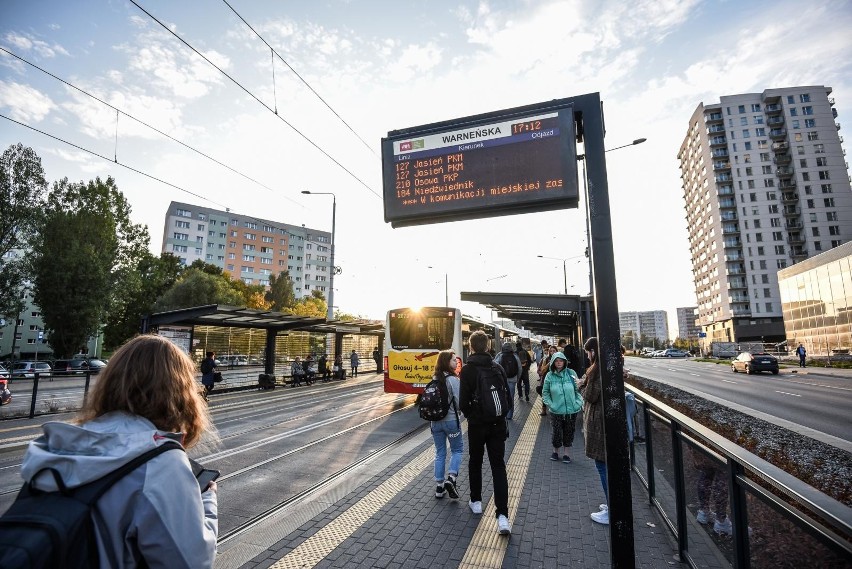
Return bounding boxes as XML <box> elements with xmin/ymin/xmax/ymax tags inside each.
<box><xmin>383</xmin><ymin>307</ymin><xmax>518</xmax><ymax>394</ymax></box>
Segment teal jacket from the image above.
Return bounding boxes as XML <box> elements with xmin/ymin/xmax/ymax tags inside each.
<box><xmin>542</xmin><ymin>352</ymin><xmax>583</xmax><ymax>414</ymax></box>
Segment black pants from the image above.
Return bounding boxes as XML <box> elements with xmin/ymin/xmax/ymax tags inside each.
<box><xmin>519</xmin><ymin>367</ymin><xmax>531</xmax><ymax>399</ymax></box>
<box><xmin>467</xmin><ymin>419</ymin><xmax>509</xmax><ymax>518</ymax></box>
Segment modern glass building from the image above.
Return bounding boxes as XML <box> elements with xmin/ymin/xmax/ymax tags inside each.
<box><xmin>778</xmin><ymin>240</ymin><xmax>852</xmax><ymax>358</ymax></box>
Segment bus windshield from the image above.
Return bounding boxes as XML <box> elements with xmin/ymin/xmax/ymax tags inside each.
<box><xmin>388</xmin><ymin>308</ymin><xmax>455</xmax><ymax>350</ymax></box>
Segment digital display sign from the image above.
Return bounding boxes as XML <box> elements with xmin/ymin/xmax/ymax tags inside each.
<box><xmin>382</xmin><ymin>100</ymin><xmax>579</xmax><ymax>227</ymax></box>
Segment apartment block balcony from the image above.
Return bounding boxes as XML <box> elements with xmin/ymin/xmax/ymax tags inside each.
<box><xmin>773</xmin><ymin>153</ymin><xmax>791</xmax><ymax>165</ymax></box>
<box><xmin>769</xmin><ymin>129</ymin><xmax>787</xmax><ymax>139</ymax></box>
<box><xmin>726</xmin><ymin>252</ymin><xmax>744</xmax><ymax>261</ymax></box>
<box><xmin>779</xmin><ymin>180</ymin><xmax>797</xmax><ymax>190</ymax></box>
<box><xmin>713</xmin><ymin>161</ymin><xmax>731</xmax><ymax>171</ymax></box>
<box><xmin>730</xmin><ymin>294</ymin><xmax>750</xmax><ymax>303</ymax></box>
<box><xmin>722</xmin><ymin>224</ymin><xmax>740</xmax><ymax>235</ymax></box>
<box><xmin>837</xmin><ymin>122</ymin><xmax>842</xmax><ymax>131</ymax></box>
<box><xmin>705</xmin><ymin>112</ymin><xmax>724</xmax><ymax>123</ymax></box>
<box><xmin>765</xmin><ymin>103</ymin><xmax>783</xmax><ymax>114</ymax></box>
<box><xmin>712</xmin><ymin>148</ymin><xmax>729</xmax><ymax>158</ymax></box>
<box><xmin>832</xmin><ymin>108</ymin><xmax>838</xmax><ymax>119</ymax></box>
<box><xmin>718</xmin><ymin>185</ymin><xmax>734</xmax><ymax>196</ymax></box>
<box><xmin>720</xmin><ymin>212</ymin><xmax>738</xmax><ymax>221</ymax></box>
<box><xmin>781</xmin><ymin>192</ymin><xmax>799</xmax><ymax>203</ymax></box>
<box><xmin>788</xmin><ymin>234</ymin><xmax>805</xmax><ymax>245</ymax></box>
<box><xmin>723</xmin><ymin>238</ymin><xmax>742</xmax><ymax>248</ymax></box>
<box><xmin>767</xmin><ymin>116</ymin><xmax>785</xmax><ymax>127</ymax></box>
<box><xmin>710</xmin><ymin>136</ymin><xmax>727</xmax><ymax>146</ymax></box>
<box><xmin>727</xmin><ymin>268</ymin><xmax>746</xmax><ymax>277</ymax></box>
<box><xmin>728</xmin><ymin>278</ymin><xmax>748</xmax><ymax>289</ymax></box>
<box><xmin>715</xmin><ymin>173</ymin><xmax>733</xmax><ymax>183</ymax></box>
<box><xmin>791</xmin><ymin>247</ymin><xmax>808</xmax><ymax>259</ymax></box>
<box><xmin>732</xmin><ymin>307</ymin><xmax>752</xmax><ymax>316</ymax></box>
<box><xmin>719</xmin><ymin>198</ymin><xmax>736</xmax><ymax>209</ymax></box>
<box><xmin>771</xmin><ymin>141</ymin><xmax>789</xmax><ymax>153</ymax></box>
<box><xmin>776</xmin><ymin>166</ymin><xmax>794</xmax><ymax>176</ymax></box>
<box><xmin>783</xmin><ymin>206</ymin><xmax>801</xmax><ymax>217</ymax></box>
<box><xmin>785</xmin><ymin>220</ymin><xmax>803</xmax><ymax>229</ymax></box>
<box><xmin>829</xmin><ymin>97</ymin><xmax>835</xmax><ymax>105</ymax></box>
<box><xmin>708</xmin><ymin>125</ymin><xmax>726</xmax><ymax>134</ymax></box>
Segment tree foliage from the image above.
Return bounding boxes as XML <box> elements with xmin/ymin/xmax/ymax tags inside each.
<box><xmin>28</xmin><ymin>176</ymin><xmax>150</xmax><ymax>357</ymax></box>
<box><xmin>228</xmin><ymin>278</ymin><xmax>271</xmax><ymax>310</ymax></box>
<box><xmin>0</xmin><ymin>143</ymin><xmax>48</xmax><ymax>319</ymax></box>
<box><xmin>291</xmin><ymin>289</ymin><xmax>327</xmax><ymax>318</ymax></box>
<box><xmin>153</xmin><ymin>268</ymin><xmax>244</xmax><ymax>312</ymax></box>
<box><xmin>265</xmin><ymin>271</ymin><xmax>296</xmax><ymax>312</ymax></box>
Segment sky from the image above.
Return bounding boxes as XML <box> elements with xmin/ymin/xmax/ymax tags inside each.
<box><xmin>1</xmin><ymin>0</ymin><xmax>851</xmax><ymax>338</ymax></box>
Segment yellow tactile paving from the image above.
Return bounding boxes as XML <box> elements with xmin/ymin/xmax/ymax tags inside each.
<box><xmin>459</xmin><ymin>400</ymin><xmax>542</xmax><ymax>569</ymax></box>
<box><xmin>269</xmin><ymin>399</ymin><xmax>541</xmax><ymax>569</ymax></box>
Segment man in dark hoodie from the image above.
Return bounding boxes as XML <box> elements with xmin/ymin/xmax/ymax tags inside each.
<box><xmin>459</xmin><ymin>330</ymin><xmax>513</xmax><ymax>536</ymax></box>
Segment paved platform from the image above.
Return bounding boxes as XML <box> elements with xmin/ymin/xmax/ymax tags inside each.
<box><xmin>221</xmin><ymin>390</ymin><xmax>683</xmax><ymax>568</ymax></box>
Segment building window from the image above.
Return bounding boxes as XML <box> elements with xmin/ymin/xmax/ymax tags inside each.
<box><xmin>786</xmin><ymin>95</ymin><xmax>795</xmax><ymax>104</ymax></box>
<box><xmin>821</xmin><ymin>184</ymin><xmax>832</xmax><ymax>193</ymax></box>
<box><xmin>245</xmin><ymin>222</ymin><xmax>258</xmax><ymax>229</ymax></box>
<box><xmin>768</xmin><ymin>204</ymin><xmax>779</xmax><ymax>213</ymax></box>
<box><xmin>826</xmin><ymin>211</ymin><xmax>838</xmax><ymax>221</ymax></box>
<box><xmin>197</xmin><ymin>224</ymin><xmax>205</xmax><ymax>231</ymax></box>
<box><xmin>761</xmin><ymin>165</ymin><xmax>772</xmax><ymax>174</ymax></box>
<box><xmin>740</xmin><ymin>117</ymin><xmax>749</xmax><ymax>126</ymax></box>
<box><xmin>245</xmin><ymin>233</ymin><xmax>256</xmax><ymax>240</ymax></box>
<box><xmin>744</xmin><ymin>141</ymin><xmax>752</xmax><ymax>150</ymax></box>
<box><xmin>753</xmin><ymin>115</ymin><xmax>764</xmax><ymax>125</ymax></box>
<box><xmin>262</xmin><ymin>236</ymin><xmax>274</xmax><ymax>243</ymax></box>
<box><xmin>173</xmin><ymin>232</ymin><xmax>188</xmax><ymax>240</ymax></box>
<box><xmin>794</xmin><ymin>133</ymin><xmax>803</xmax><ymax>142</ymax></box>
<box><xmin>818</xmin><ymin>170</ymin><xmax>830</xmax><ymax>180</ymax></box>
<box><xmin>764</xmin><ymin>179</ymin><xmax>775</xmax><ymax>188</ymax></box>
<box><xmin>228</xmin><ymin>253</ymin><xmax>235</xmax><ymax>259</ymax></box>
<box><xmin>770</xmin><ymin>218</ymin><xmax>781</xmax><ymax>227</ymax></box>
<box><xmin>742</xmin><ymin>129</ymin><xmax>751</xmax><ymax>138</ymax></box>
<box><xmin>772</xmin><ymin>231</ymin><xmax>782</xmax><ymax>241</ymax></box>
<box><xmin>777</xmin><ymin>260</ymin><xmax>787</xmax><ymax>269</ymax></box>
<box><xmin>750</xmin><ymin>192</ymin><xmax>757</xmax><ymax>202</ymax></box>
<box><xmin>243</xmin><ymin>255</ymin><xmax>255</xmax><ymax>262</ymax></box>
<box><xmin>812</xmin><ymin>227</ymin><xmax>820</xmax><ymax>237</ymax></box>
<box><xmin>738</xmin><ymin>105</ymin><xmax>746</xmax><ymax>113</ymax></box>
<box><xmin>801</xmin><ymin>106</ymin><xmax>813</xmax><ymax>115</ymax></box>
<box><xmin>755</xmin><ymin>233</ymin><xmax>763</xmax><ymax>242</ymax></box>
<box><xmin>751</xmin><ymin>103</ymin><xmax>761</xmax><ymax>112</ymax></box>
<box><xmin>774</xmin><ymin>245</ymin><xmax>785</xmax><ymax>255</ymax></box>
<box><xmin>765</xmin><ymin>303</ymin><xmax>773</xmax><ymax>312</ymax></box>
<box><xmin>243</xmin><ymin>244</ymin><xmax>256</xmax><ymax>251</ymax></box>
<box><xmin>799</xmin><ymin>93</ymin><xmax>810</xmax><ymax>103</ymax></box>
<box><xmin>807</xmin><ymin>131</ymin><xmax>819</xmax><ymax>141</ymax></box>
<box><xmin>829</xmin><ymin>225</ymin><xmax>841</xmax><ymax>235</ymax></box>
<box><xmin>832</xmin><ymin>240</ymin><xmax>842</xmax><ymax>247</ymax></box>
<box><xmin>807</xmin><ymin>199</ymin><xmax>814</xmax><ymax>208</ymax></box>
<box><xmin>172</xmin><ymin>245</ymin><xmax>187</xmax><ymax>253</ymax></box>
<box><xmin>761</xmin><ymin>273</ymin><xmax>769</xmax><ymax>283</ymax></box>
<box><xmin>791</xmin><ymin>120</ymin><xmax>800</xmax><ymax>129</ymax></box>
<box><xmin>176</xmin><ymin>208</ymin><xmax>192</xmax><ymax>217</ymax></box>
<box><xmin>789</xmin><ymin>107</ymin><xmax>798</xmax><ymax>116</ymax></box>
<box><xmin>754</xmin><ymin>127</ymin><xmax>765</xmax><ymax>137</ymax></box>
<box><xmin>229</xmin><ymin>241</ymin><xmax>236</xmax><ymax>248</ymax></box>
<box><xmin>804</xmin><ymin>119</ymin><xmax>816</xmax><ymax>128</ymax></box>
<box><xmin>814</xmin><ymin>143</ymin><xmax>825</xmax><ymax>154</ymax></box>
<box><xmin>175</xmin><ymin>220</ymin><xmax>190</xmax><ymax>229</ymax></box>
<box><xmin>241</xmin><ymin>266</ymin><xmax>252</xmax><ymax>273</ymax></box>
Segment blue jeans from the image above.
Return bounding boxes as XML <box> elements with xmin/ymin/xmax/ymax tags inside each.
<box><xmin>506</xmin><ymin>381</ymin><xmax>517</xmax><ymax>419</ymax></box>
<box><xmin>432</xmin><ymin>418</ymin><xmax>463</xmax><ymax>482</ymax></box>
<box><xmin>595</xmin><ymin>460</ymin><xmax>608</xmax><ymax>502</ymax></box>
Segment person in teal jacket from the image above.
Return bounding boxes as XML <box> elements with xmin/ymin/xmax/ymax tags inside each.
<box><xmin>542</xmin><ymin>351</ymin><xmax>583</xmax><ymax>463</ymax></box>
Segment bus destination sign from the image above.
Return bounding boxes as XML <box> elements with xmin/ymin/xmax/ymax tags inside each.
<box><xmin>382</xmin><ymin>101</ymin><xmax>579</xmax><ymax>227</ymax></box>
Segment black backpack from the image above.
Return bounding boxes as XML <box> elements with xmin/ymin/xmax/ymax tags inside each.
<box><xmin>200</xmin><ymin>358</ymin><xmax>214</xmax><ymax>374</ymax></box>
<box><xmin>473</xmin><ymin>363</ymin><xmax>511</xmax><ymax>419</ymax></box>
<box><xmin>418</xmin><ymin>376</ymin><xmax>451</xmax><ymax>421</ymax></box>
<box><xmin>0</xmin><ymin>442</ymin><xmax>183</xmax><ymax>568</ymax></box>
<box><xmin>498</xmin><ymin>352</ymin><xmax>519</xmax><ymax>378</ymax></box>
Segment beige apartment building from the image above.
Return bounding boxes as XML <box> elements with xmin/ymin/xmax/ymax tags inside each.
<box><xmin>161</xmin><ymin>201</ymin><xmax>332</xmax><ymax>298</ymax></box>
<box><xmin>678</xmin><ymin>86</ymin><xmax>851</xmax><ymax>345</ymax></box>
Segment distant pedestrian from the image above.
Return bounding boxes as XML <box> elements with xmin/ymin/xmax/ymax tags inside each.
<box><xmin>200</xmin><ymin>351</ymin><xmax>218</xmax><ymax>400</ymax></box>
<box><xmin>537</xmin><ymin>345</ymin><xmax>558</xmax><ymax>416</ymax></box>
<box><xmin>542</xmin><ymin>351</ymin><xmax>582</xmax><ymax>463</ymax></box>
<box><xmin>318</xmin><ymin>353</ymin><xmax>329</xmax><ymax>382</ymax></box>
<box><xmin>459</xmin><ymin>330</ymin><xmax>513</xmax><ymax>535</ymax></box>
<box><xmin>291</xmin><ymin>357</ymin><xmax>305</xmax><ymax>387</ymax></box>
<box><xmin>303</xmin><ymin>355</ymin><xmax>316</xmax><ymax>385</ymax></box>
<box><xmin>516</xmin><ymin>340</ymin><xmax>532</xmax><ymax>402</ymax></box>
<box><xmin>578</xmin><ymin>337</ymin><xmax>608</xmax><ymax>524</ymax></box>
<box><xmin>350</xmin><ymin>349</ymin><xmax>360</xmax><ymax>377</ymax></box>
<box><xmin>494</xmin><ymin>342</ymin><xmax>522</xmax><ymax>420</ymax></box>
<box><xmin>334</xmin><ymin>353</ymin><xmax>345</xmax><ymax>380</ymax></box>
<box><xmin>796</xmin><ymin>343</ymin><xmax>807</xmax><ymax>367</ymax></box>
<box><xmin>532</xmin><ymin>341</ymin><xmax>544</xmax><ymax>366</ymax></box>
<box><xmin>373</xmin><ymin>347</ymin><xmax>382</xmax><ymax>374</ymax></box>
<box><xmin>691</xmin><ymin>448</ymin><xmax>732</xmax><ymax>535</ymax></box>
<box><xmin>430</xmin><ymin>350</ymin><xmax>464</xmax><ymax>501</ymax></box>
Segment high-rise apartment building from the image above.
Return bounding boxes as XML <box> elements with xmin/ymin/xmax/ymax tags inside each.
<box><xmin>161</xmin><ymin>201</ymin><xmax>332</xmax><ymax>298</ymax></box>
<box><xmin>676</xmin><ymin>306</ymin><xmax>700</xmax><ymax>340</ymax></box>
<box><xmin>619</xmin><ymin>310</ymin><xmax>669</xmax><ymax>344</ymax></box>
<box><xmin>678</xmin><ymin>86</ymin><xmax>851</xmax><ymax>344</ymax></box>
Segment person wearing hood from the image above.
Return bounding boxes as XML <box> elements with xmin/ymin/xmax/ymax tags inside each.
<box><xmin>542</xmin><ymin>351</ymin><xmax>583</xmax><ymax>463</ymax></box>
<box><xmin>494</xmin><ymin>341</ymin><xmax>522</xmax><ymax>420</ymax></box>
<box><xmin>19</xmin><ymin>334</ymin><xmax>219</xmax><ymax>568</ymax></box>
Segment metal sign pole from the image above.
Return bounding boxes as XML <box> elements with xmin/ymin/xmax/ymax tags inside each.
<box><xmin>573</xmin><ymin>92</ymin><xmax>635</xmax><ymax>567</ymax></box>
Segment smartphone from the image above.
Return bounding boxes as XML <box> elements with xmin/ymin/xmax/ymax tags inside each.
<box><xmin>196</xmin><ymin>468</ymin><xmax>220</xmax><ymax>491</ymax></box>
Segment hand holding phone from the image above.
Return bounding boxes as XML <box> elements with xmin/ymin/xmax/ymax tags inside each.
<box><xmin>196</xmin><ymin>468</ymin><xmax>220</xmax><ymax>492</ymax></box>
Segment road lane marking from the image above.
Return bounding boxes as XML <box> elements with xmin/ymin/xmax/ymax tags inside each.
<box><xmin>689</xmin><ymin>373</ymin><xmax>700</xmax><ymax>377</ymax></box>
<box><xmin>775</xmin><ymin>391</ymin><xmax>801</xmax><ymax>397</ymax></box>
<box><xmin>721</xmin><ymin>379</ymin><xmax>738</xmax><ymax>384</ymax></box>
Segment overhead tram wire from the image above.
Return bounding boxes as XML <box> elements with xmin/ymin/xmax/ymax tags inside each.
<box><xmin>221</xmin><ymin>0</ymin><xmax>379</xmax><ymax>160</ymax></box>
<box><xmin>128</xmin><ymin>0</ymin><xmax>381</xmax><ymax>199</ymax></box>
<box><xmin>0</xmin><ymin>46</ymin><xmax>302</xmax><ymax>209</ymax></box>
<box><xmin>1</xmin><ymin>113</ymin><xmax>305</xmax><ymax>238</ymax></box>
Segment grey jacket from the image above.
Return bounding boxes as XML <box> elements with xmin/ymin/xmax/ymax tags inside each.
<box><xmin>20</xmin><ymin>412</ymin><xmax>217</xmax><ymax>568</ymax></box>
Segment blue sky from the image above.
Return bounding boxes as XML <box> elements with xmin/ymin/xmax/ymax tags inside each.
<box><xmin>1</xmin><ymin>0</ymin><xmax>851</xmax><ymax>336</ymax></box>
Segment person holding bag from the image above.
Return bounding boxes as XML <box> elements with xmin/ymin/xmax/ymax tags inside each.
<box><xmin>542</xmin><ymin>351</ymin><xmax>583</xmax><ymax>463</ymax></box>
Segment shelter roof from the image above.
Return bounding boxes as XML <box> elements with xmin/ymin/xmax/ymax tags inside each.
<box><xmin>459</xmin><ymin>292</ymin><xmax>593</xmax><ymax>337</ymax></box>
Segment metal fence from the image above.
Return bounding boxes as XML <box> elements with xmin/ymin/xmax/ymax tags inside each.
<box><xmin>626</xmin><ymin>383</ymin><xmax>852</xmax><ymax>568</ymax></box>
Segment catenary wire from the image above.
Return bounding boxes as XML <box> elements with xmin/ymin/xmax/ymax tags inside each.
<box><xmin>128</xmin><ymin>0</ymin><xmax>381</xmax><ymax>199</ymax></box>
<box><xmin>0</xmin><ymin>113</ymin><xmax>329</xmax><ymax>246</ymax></box>
<box><xmin>0</xmin><ymin>46</ymin><xmax>302</xmax><ymax>208</ymax></box>
<box><xmin>220</xmin><ymin>0</ymin><xmax>379</xmax><ymax>159</ymax></box>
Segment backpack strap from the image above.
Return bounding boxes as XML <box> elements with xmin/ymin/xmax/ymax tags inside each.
<box><xmin>447</xmin><ymin>379</ymin><xmax>460</xmax><ymax>430</ymax></box>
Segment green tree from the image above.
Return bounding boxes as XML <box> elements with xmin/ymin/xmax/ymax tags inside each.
<box><xmin>102</xmin><ymin>252</ymin><xmax>184</xmax><ymax>349</ymax></box>
<box><xmin>153</xmin><ymin>268</ymin><xmax>244</xmax><ymax>311</ymax></box>
<box><xmin>0</xmin><ymin>143</ymin><xmax>48</xmax><ymax>319</ymax></box>
<box><xmin>29</xmin><ymin>176</ymin><xmax>149</xmax><ymax>357</ymax></box>
<box><xmin>188</xmin><ymin>259</ymin><xmax>224</xmax><ymax>276</ymax></box>
<box><xmin>291</xmin><ymin>289</ymin><xmax>327</xmax><ymax>318</ymax></box>
<box><xmin>228</xmin><ymin>278</ymin><xmax>271</xmax><ymax>310</ymax></box>
<box><xmin>265</xmin><ymin>271</ymin><xmax>296</xmax><ymax>311</ymax></box>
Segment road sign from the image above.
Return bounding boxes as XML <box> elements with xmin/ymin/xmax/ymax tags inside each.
<box><xmin>698</xmin><ymin>332</ymin><xmax>707</xmax><ymax>338</ymax></box>
<box><xmin>37</xmin><ymin>331</ymin><xmax>44</xmax><ymax>340</ymax></box>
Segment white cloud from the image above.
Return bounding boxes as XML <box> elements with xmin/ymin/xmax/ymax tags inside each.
<box><xmin>3</xmin><ymin>31</ymin><xmax>69</xmax><ymax>58</ymax></box>
<box><xmin>0</xmin><ymin>80</ymin><xmax>55</xmax><ymax>122</ymax></box>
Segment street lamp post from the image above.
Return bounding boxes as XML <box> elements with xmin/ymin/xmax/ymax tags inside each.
<box><xmin>537</xmin><ymin>255</ymin><xmax>568</xmax><ymax>294</ymax></box>
<box><xmin>301</xmin><ymin>191</ymin><xmax>336</xmax><ymax>320</ymax></box>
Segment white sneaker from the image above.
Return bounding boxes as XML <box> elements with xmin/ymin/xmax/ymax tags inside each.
<box><xmin>497</xmin><ymin>515</ymin><xmax>511</xmax><ymax>535</ymax></box>
<box><xmin>469</xmin><ymin>500</ymin><xmax>482</xmax><ymax>514</ymax></box>
<box><xmin>696</xmin><ymin>509</ymin><xmax>710</xmax><ymax>524</ymax></box>
<box><xmin>599</xmin><ymin>504</ymin><xmax>608</xmax><ymax>512</ymax></box>
<box><xmin>714</xmin><ymin>517</ymin><xmax>732</xmax><ymax>535</ymax></box>
<box><xmin>590</xmin><ymin>509</ymin><xmax>609</xmax><ymax>525</ymax></box>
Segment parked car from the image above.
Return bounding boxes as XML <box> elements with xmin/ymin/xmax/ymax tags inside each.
<box><xmin>53</xmin><ymin>358</ymin><xmax>90</xmax><ymax>376</ymax></box>
<box><xmin>0</xmin><ymin>364</ymin><xmax>8</xmax><ymax>380</ymax></box>
<box><xmin>731</xmin><ymin>352</ymin><xmax>779</xmax><ymax>375</ymax></box>
<box><xmin>11</xmin><ymin>361</ymin><xmax>53</xmax><ymax>378</ymax></box>
<box><xmin>86</xmin><ymin>358</ymin><xmax>108</xmax><ymax>374</ymax></box>
<box><xmin>662</xmin><ymin>349</ymin><xmax>690</xmax><ymax>358</ymax></box>
<box><xmin>650</xmin><ymin>350</ymin><xmax>666</xmax><ymax>358</ymax></box>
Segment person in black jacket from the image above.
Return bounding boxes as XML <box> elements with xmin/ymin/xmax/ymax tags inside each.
<box><xmin>459</xmin><ymin>330</ymin><xmax>513</xmax><ymax>536</ymax></box>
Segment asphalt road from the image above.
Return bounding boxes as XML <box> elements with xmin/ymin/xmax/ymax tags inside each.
<box><xmin>626</xmin><ymin>357</ymin><xmax>852</xmax><ymax>442</ymax></box>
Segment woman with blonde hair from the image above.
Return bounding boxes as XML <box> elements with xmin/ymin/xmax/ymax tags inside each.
<box><xmin>429</xmin><ymin>349</ymin><xmax>464</xmax><ymax>501</ymax></box>
<box><xmin>20</xmin><ymin>334</ymin><xmax>219</xmax><ymax>568</ymax></box>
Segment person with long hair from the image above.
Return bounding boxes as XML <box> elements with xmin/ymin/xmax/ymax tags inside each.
<box><xmin>579</xmin><ymin>336</ymin><xmax>609</xmax><ymax>525</ymax></box>
<box><xmin>20</xmin><ymin>334</ymin><xmax>219</xmax><ymax>568</ymax></box>
<box><xmin>429</xmin><ymin>349</ymin><xmax>464</xmax><ymax>500</ymax></box>
<box><xmin>536</xmin><ymin>345</ymin><xmax>558</xmax><ymax>416</ymax></box>
<box><xmin>542</xmin><ymin>351</ymin><xmax>583</xmax><ymax>463</ymax></box>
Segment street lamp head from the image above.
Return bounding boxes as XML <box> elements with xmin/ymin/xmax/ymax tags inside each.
<box><xmin>632</xmin><ymin>138</ymin><xmax>647</xmax><ymax>145</ymax></box>
<box><xmin>301</xmin><ymin>190</ymin><xmax>311</xmax><ymax>194</ymax></box>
